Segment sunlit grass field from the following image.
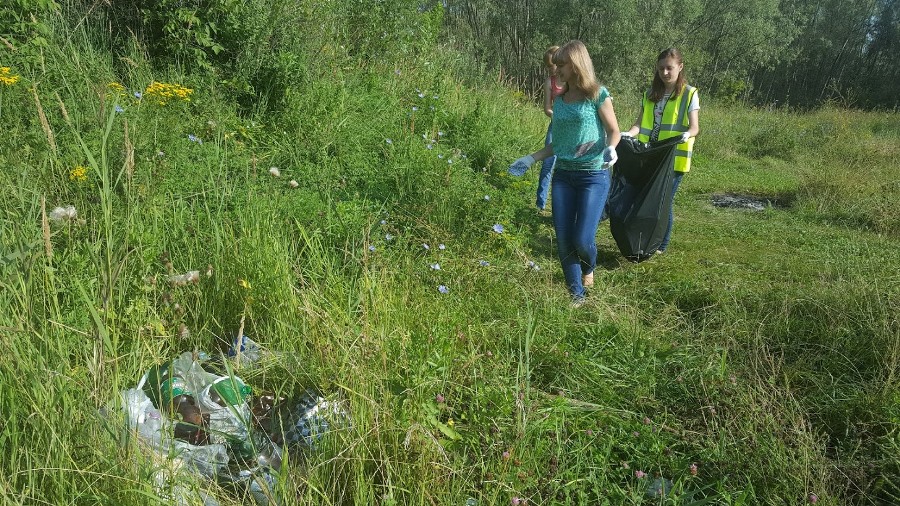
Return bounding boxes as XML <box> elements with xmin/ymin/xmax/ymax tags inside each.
<box><xmin>0</xmin><ymin>9</ymin><xmax>898</xmax><ymax>506</ymax></box>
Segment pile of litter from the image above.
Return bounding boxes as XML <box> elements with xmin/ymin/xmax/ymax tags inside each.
<box><xmin>111</xmin><ymin>340</ymin><xmax>349</xmax><ymax>505</ymax></box>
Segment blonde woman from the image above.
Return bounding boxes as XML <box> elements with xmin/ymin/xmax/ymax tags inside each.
<box><xmin>536</xmin><ymin>45</ymin><xmax>564</xmax><ymax>211</ymax></box>
<box><xmin>509</xmin><ymin>40</ymin><xmax>621</xmax><ymax>303</ymax></box>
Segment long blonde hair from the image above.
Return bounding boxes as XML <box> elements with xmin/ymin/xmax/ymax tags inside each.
<box><xmin>552</xmin><ymin>40</ymin><xmax>600</xmax><ymax>101</ymax></box>
<box><xmin>543</xmin><ymin>45</ymin><xmax>559</xmax><ymax>69</ymax></box>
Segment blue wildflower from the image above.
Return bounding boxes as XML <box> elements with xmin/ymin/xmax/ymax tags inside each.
<box><xmin>430</xmin><ymin>263</ymin><xmax>441</xmax><ymax>270</ymax></box>
<box><xmin>438</xmin><ymin>244</ymin><xmax>446</xmax><ymax>250</ymax></box>
<box><xmin>479</xmin><ymin>260</ymin><xmax>490</xmax><ymax>267</ymax></box>
<box><xmin>385</xmin><ymin>233</ymin><xmax>394</xmax><ymax>241</ymax></box>
<box><xmin>492</xmin><ymin>224</ymin><xmax>504</xmax><ymax>234</ymax></box>
<box><xmin>114</xmin><ymin>105</ymin><xmax>124</xmax><ymax>113</ymax></box>
<box><xmin>438</xmin><ymin>285</ymin><xmax>449</xmax><ymax>294</ymax></box>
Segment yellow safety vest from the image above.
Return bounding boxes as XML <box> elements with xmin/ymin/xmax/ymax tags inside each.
<box><xmin>638</xmin><ymin>85</ymin><xmax>697</xmax><ymax>172</ymax></box>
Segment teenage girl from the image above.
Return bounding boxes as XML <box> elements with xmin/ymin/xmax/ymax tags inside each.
<box><xmin>536</xmin><ymin>45</ymin><xmax>565</xmax><ymax>211</ymax></box>
<box><xmin>509</xmin><ymin>40</ymin><xmax>621</xmax><ymax>303</ymax></box>
<box><xmin>622</xmin><ymin>47</ymin><xmax>700</xmax><ymax>253</ymax></box>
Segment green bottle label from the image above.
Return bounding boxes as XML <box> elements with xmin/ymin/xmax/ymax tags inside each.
<box><xmin>211</xmin><ymin>376</ymin><xmax>252</xmax><ymax>406</ymax></box>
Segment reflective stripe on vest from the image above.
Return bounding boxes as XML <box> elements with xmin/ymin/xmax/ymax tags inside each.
<box><xmin>638</xmin><ymin>85</ymin><xmax>696</xmax><ymax>172</ymax></box>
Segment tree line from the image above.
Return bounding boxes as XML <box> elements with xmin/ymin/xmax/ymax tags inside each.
<box><xmin>442</xmin><ymin>0</ymin><xmax>899</xmax><ymax>110</ymax></box>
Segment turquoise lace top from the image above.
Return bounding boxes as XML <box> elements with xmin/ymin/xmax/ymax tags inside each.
<box><xmin>550</xmin><ymin>87</ymin><xmax>610</xmax><ymax>171</ymax></box>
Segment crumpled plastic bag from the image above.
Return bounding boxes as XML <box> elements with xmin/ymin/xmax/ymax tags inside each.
<box><xmin>116</xmin><ymin>352</ymin><xmax>279</xmax><ymax>505</ymax></box>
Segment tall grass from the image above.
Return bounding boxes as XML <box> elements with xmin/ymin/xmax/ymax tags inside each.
<box><xmin>0</xmin><ymin>3</ymin><xmax>897</xmax><ymax>506</ymax></box>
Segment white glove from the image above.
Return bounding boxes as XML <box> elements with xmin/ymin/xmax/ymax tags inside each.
<box><xmin>601</xmin><ymin>146</ymin><xmax>617</xmax><ymax>168</ymax></box>
<box><xmin>620</xmin><ymin>131</ymin><xmax>634</xmax><ymax>138</ymax></box>
<box><xmin>679</xmin><ymin>132</ymin><xmax>690</xmax><ymax>143</ymax></box>
<box><xmin>508</xmin><ymin>154</ymin><xmax>535</xmax><ymax>176</ymax></box>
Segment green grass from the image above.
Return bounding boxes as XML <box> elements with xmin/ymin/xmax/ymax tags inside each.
<box><xmin>0</xmin><ymin>6</ymin><xmax>898</xmax><ymax>506</ymax></box>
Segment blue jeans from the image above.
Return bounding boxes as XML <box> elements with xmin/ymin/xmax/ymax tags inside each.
<box><xmin>536</xmin><ymin>124</ymin><xmax>556</xmax><ymax>209</ymax></box>
<box><xmin>659</xmin><ymin>172</ymin><xmax>684</xmax><ymax>252</ymax></box>
<box><xmin>551</xmin><ymin>168</ymin><xmax>611</xmax><ymax>298</ymax></box>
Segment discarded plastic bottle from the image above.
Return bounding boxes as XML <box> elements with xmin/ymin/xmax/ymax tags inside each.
<box><xmin>208</xmin><ymin>375</ymin><xmax>252</xmax><ymax>407</ymax></box>
<box><xmin>172</xmin><ymin>394</ymin><xmax>210</xmax><ymax>445</ymax></box>
<box><xmin>143</xmin><ymin>362</ymin><xmax>186</xmax><ymax>409</ymax></box>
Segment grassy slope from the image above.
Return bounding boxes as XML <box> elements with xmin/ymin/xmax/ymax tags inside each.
<box><xmin>0</xmin><ymin>11</ymin><xmax>898</xmax><ymax>506</ymax></box>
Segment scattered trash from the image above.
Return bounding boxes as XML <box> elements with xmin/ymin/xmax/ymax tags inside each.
<box><xmin>646</xmin><ymin>477</ymin><xmax>673</xmax><ymax>498</ymax></box>
<box><xmin>111</xmin><ymin>349</ymin><xmax>350</xmax><ymax>505</ymax></box>
<box><xmin>49</xmin><ymin>205</ymin><xmax>78</xmax><ymax>222</ymax></box>
<box><xmin>228</xmin><ymin>335</ymin><xmax>262</xmax><ymax>364</ymax></box>
<box><xmin>168</xmin><ymin>270</ymin><xmax>200</xmax><ymax>286</ymax></box>
<box><xmin>711</xmin><ymin>193</ymin><xmax>784</xmax><ymax>211</ymax></box>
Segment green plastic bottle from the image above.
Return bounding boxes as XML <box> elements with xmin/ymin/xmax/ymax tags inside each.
<box><xmin>209</xmin><ymin>375</ymin><xmax>252</xmax><ymax>407</ymax></box>
<box><xmin>143</xmin><ymin>362</ymin><xmax>189</xmax><ymax>409</ymax></box>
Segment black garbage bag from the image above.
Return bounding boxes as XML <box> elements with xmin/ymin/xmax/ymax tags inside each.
<box><xmin>606</xmin><ymin>136</ymin><xmax>681</xmax><ymax>262</ymax></box>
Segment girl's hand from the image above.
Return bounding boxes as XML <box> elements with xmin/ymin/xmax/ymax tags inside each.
<box><xmin>508</xmin><ymin>155</ymin><xmax>536</xmax><ymax>176</ymax></box>
<box><xmin>601</xmin><ymin>146</ymin><xmax>618</xmax><ymax>168</ymax></box>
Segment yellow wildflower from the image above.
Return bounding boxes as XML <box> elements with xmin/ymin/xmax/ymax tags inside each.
<box><xmin>447</xmin><ymin>418</ymin><xmax>455</xmax><ymax>427</ymax></box>
<box><xmin>69</xmin><ymin>165</ymin><xmax>88</xmax><ymax>182</ymax></box>
<box><xmin>0</xmin><ymin>67</ymin><xmax>20</xmax><ymax>86</ymax></box>
<box><xmin>108</xmin><ymin>82</ymin><xmax>125</xmax><ymax>93</ymax></box>
<box><xmin>144</xmin><ymin>81</ymin><xmax>193</xmax><ymax>105</ymax></box>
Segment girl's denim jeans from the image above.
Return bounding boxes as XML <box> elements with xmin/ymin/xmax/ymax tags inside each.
<box><xmin>536</xmin><ymin>124</ymin><xmax>556</xmax><ymax>209</ymax></box>
<box><xmin>551</xmin><ymin>168</ymin><xmax>611</xmax><ymax>298</ymax></box>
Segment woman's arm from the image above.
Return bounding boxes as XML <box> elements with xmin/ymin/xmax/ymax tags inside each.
<box><xmin>685</xmin><ymin>109</ymin><xmax>699</xmax><ymax>138</ymax></box>
<box><xmin>530</xmin><ymin>143</ymin><xmax>554</xmax><ymax>162</ymax></box>
<box><xmin>624</xmin><ymin>107</ymin><xmax>642</xmax><ymax>137</ymax></box>
<box><xmin>543</xmin><ymin>78</ymin><xmax>554</xmax><ymax>118</ymax></box>
<box><xmin>597</xmin><ymin>98</ymin><xmax>621</xmax><ymax>148</ymax></box>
